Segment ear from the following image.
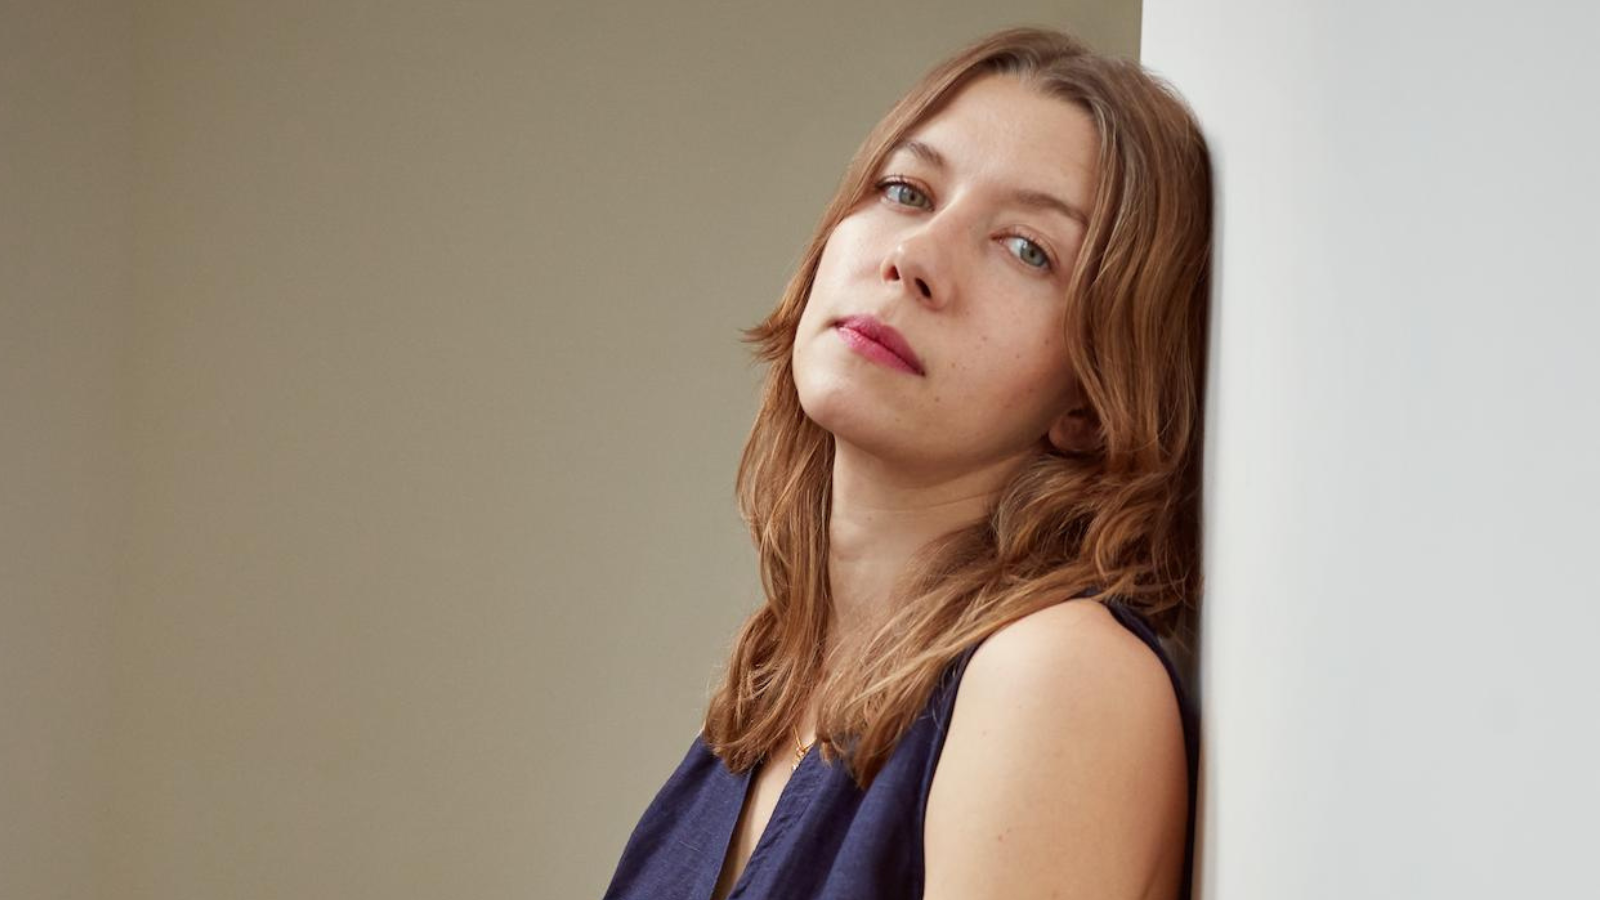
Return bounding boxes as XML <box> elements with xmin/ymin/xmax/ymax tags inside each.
<box><xmin>1046</xmin><ymin>375</ymin><xmax>1100</xmax><ymax>455</ymax></box>
<box><xmin>1046</xmin><ymin>403</ymin><xmax>1099</xmax><ymax>455</ymax></box>
<box><xmin>1042</xmin><ymin>373</ymin><xmax>1100</xmax><ymax>456</ymax></box>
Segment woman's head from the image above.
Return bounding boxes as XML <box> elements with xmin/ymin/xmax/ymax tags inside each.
<box><xmin>794</xmin><ymin>71</ymin><xmax>1103</xmax><ymax>481</ymax></box>
<box><xmin>711</xmin><ymin>26</ymin><xmax>1212</xmax><ymax>787</ymax></box>
<box><xmin>771</xmin><ymin>27</ymin><xmax>1211</xmax><ymax>480</ymax></box>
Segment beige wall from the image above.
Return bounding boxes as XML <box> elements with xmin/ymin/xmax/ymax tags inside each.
<box><xmin>1</xmin><ymin>1</ymin><xmax>132</xmax><ymax>897</ymax></box>
<box><xmin>4</xmin><ymin>2</ymin><xmax>1141</xmax><ymax>897</ymax></box>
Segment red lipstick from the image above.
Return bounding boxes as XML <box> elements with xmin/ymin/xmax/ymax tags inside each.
<box><xmin>833</xmin><ymin>314</ymin><xmax>925</xmax><ymax>376</ymax></box>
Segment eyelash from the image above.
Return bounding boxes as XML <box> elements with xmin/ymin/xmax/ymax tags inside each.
<box><xmin>872</xmin><ymin>176</ymin><xmax>1059</xmax><ymax>274</ymax></box>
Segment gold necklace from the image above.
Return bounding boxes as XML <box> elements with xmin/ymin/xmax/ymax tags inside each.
<box><xmin>790</xmin><ymin>724</ymin><xmax>814</xmax><ymax>772</ymax></box>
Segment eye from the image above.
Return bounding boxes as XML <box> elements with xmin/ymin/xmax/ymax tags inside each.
<box><xmin>876</xmin><ymin>177</ymin><xmax>931</xmax><ymax>209</ymax></box>
<box><xmin>874</xmin><ymin>176</ymin><xmax>1059</xmax><ymax>275</ymax></box>
<box><xmin>1002</xmin><ymin>234</ymin><xmax>1056</xmax><ymax>272</ymax></box>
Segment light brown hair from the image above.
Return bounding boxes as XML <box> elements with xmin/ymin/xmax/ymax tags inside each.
<box><xmin>703</xmin><ymin>25</ymin><xmax>1213</xmax><ymax>788</ymax></box>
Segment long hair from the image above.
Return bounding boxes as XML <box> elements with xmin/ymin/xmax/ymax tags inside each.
<box><xmin>702</xmin><ymin>25</ymin><xmax>1213</xmax><ymax>789</ymax></box>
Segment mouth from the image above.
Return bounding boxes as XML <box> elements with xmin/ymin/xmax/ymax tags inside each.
<box><xmin>831</xmin><ymin>314</ymin><xmax>925</xmax><ymax>376</ymax></box>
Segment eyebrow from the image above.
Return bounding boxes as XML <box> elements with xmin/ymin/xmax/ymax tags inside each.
<box><xmin>885</xmin><ymin>138</ymin><xmax>1090</xmax><ymax>227</ymax></box>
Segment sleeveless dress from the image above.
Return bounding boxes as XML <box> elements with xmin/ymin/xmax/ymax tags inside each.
<box><xmin>601</xmin><ymin>599</ymin><xmax>1200</xmax><ymax>900</ymax></box>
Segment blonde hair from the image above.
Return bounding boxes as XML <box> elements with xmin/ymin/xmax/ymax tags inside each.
<box><xmin>703</xmin><ymin>25</ymin><xmax>1213</xmax><ymax>789</ymax></box>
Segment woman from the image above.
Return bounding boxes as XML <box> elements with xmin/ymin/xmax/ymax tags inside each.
<box><xmin>603</xmin><ymin>24</ymin><xmax>1211</xmax><ymax>900</ymax></box>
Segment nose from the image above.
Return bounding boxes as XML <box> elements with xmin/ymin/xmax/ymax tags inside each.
<box><xmin>879</xmin><ymin>225</ymin><xmax>951</xmax><ymax>309</ymax></box>
<box><xmin>881</xmin><ymin>252</ymin><xmax>932</xmax><ymax>302</ymax></box>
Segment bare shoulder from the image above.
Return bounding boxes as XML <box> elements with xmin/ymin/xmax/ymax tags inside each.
<box><xmin>968</xmin><ymin>598</ymin><xmax>1175</xmax><ymax>701</ymax></box>
<box><xmin>923</xmin><ymin>599</ymin><xmax>1189</xmax><ymax>900</ymax></box>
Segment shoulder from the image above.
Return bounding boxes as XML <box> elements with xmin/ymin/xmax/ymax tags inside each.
<box><xmin>923</xmin><ymin>599</ymin><xmax>1189</xmax><ymax>900</ymax></box>
<box><xmin>965</xmin><ymin>599</ymin><xmax>1178</xmax><ymax>712</ymax></box>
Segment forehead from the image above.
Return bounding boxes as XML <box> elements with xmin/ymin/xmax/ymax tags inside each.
<box><xmin>889</xmin><ymin>74</ymin><xmax>1098</xmax><ymax>207</ymax></box>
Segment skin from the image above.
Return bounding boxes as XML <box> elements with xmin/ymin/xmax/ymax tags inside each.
<box><xmin>924</xmin><ymin>598</ymin><xmax>1189</xmax><ymax>899</ymax></box>
<box><xmin>711</xmin><ymin>72</ymin><xmax>1188</xmax><ymax>899</ymax></box>
<box><xmin>792</xmin><ymin>72</ymin><xmax>1100</xmax><ymax>653</ymax></box>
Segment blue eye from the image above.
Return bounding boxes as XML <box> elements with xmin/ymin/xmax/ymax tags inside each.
<box><xmin>879</xmin><ymin>178</ymin><xmax>931</xmax><ymax>209</ymax></box>
<box><xmin>875</xmin><ymin>176</ymin><xmax>1058</xmax><ymax>274</ymax></box>
<box><xmin>1004</xmin><ymin>235</ymin><xmax>1053</xmax><ymax>271</ymax></box>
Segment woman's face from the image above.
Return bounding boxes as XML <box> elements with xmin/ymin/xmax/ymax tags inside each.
<box><xmin>793</xmin><ymin>73</ymin><xmax>1100</xmax><ymax>476</ymax></box>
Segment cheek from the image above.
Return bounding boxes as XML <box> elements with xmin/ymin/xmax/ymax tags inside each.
<box><xmin>817</xmin><ymin>216</ymin><xmax>879</xmax><ymax>278</ymax></box>
<box><xmin>802</xmin><ymin>220</ymin><xmax>876</xmax><ymax>326</ymax></box>
<box><xmin>950</xmin><ymin>331</ymin><xmax>1071</xmax><ymax>418</ymax></box>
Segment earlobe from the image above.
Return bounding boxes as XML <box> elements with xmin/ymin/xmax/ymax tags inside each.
<box><xmin>1047</xmin><ymin>406</ymin><xmax>1099</xmax><ymax>456</ymax></box>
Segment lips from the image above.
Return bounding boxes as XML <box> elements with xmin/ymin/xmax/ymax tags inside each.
<box><xmin>832</xmin><ymin>314</ymin><xmax>925</xmax><ymax>376</ymax></box>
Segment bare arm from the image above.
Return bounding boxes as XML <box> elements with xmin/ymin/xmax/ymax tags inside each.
<box><xmin>923</xmin><ymin>600</ymin><xmax>1189</xmax><ymax>900</ymax></box>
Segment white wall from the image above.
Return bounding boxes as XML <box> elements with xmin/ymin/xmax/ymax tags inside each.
<box><xmin>1142</xmin><ymin>2</ymin><xmax>1600</xmax><ymax>897</ymax></box>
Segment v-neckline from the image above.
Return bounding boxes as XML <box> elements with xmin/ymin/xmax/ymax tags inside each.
<box><xmin>708</xmin><ymin>744</ymin><xmax>822</xmax><ymax>900</ymax></box>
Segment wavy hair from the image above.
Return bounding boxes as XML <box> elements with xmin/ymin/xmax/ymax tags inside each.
<box><xmin>702</xmin><ymin>25</ymin><xmax>1213</xmax><ymax>789</ymax></box>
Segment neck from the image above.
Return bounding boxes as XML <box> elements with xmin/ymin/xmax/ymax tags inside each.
<box><xmin>823</xmin><ymin>439</ymin><xmax>1030</xmax><ymax>657</ymax></box>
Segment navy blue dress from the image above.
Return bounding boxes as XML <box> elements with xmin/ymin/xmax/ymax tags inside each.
<box><xmin>602</xmin><ymin>600</ymin><xmax>1200</xmax><ymax>900</ymax></box>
